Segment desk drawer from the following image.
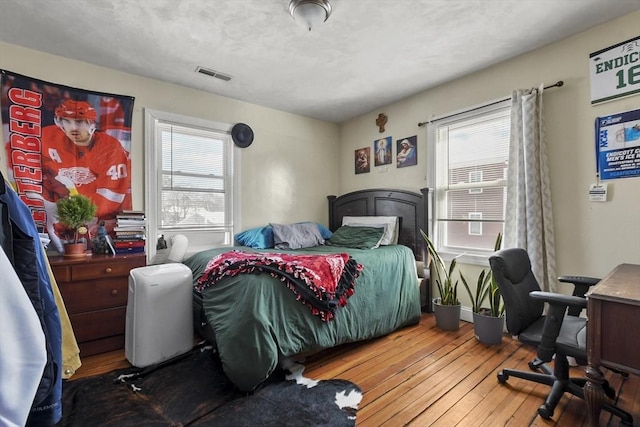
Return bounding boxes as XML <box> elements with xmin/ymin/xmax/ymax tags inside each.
<box><xmin>58</xmin><ymin>278</ymin><xmax>128</xmax><ymax>314</ymax></box>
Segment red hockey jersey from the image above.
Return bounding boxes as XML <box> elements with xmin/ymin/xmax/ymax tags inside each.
<box><xmin>40</xmin><ymin>125</ymin><xmax>132</xmax><ymax>219</ymax></box>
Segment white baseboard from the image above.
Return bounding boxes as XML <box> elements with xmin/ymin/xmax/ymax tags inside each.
<box><xmin>460</xmin><ymin>305</ymin><xmax>473</xmax><ymax>323</ymax></box>
<box><xmin>428</xmin><ymin>300</ymin><xmax>474</xmax><ymax>323</ymax></box>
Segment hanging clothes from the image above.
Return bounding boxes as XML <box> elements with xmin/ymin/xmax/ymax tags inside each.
<box><xmin>0</xmin><ymin>246</ymin><xmax>47</xmax><ymax>427</ymax></box>
<box><xmin>0</xmin><ymin>172</ymin><xmax>62</xmax><ymax>425</ymax></box>
<box><xmin>46</xmin><ymin>258</ymin><xmax>81</xmax><ymax>379</ymax></box>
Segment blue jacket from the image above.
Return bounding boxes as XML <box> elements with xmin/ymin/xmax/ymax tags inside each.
<box><xmin>0</xmin><ymin>177</ymin><xmax>62</xmax><ymax>425</ymax></box>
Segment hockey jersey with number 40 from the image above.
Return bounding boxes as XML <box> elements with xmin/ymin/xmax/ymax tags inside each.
<box><xmin>40</xmin><ymin>125</ymin><xmax>132</xmax><ymax>219</ymax></box>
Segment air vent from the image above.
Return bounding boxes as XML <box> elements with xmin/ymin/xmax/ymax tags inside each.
<box><xmin>195</xmin><ymin>66</ymin><xmax>232</xmax><ymax>81</ymax></box>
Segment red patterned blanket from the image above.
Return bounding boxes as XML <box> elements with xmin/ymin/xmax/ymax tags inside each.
<box><xmin>196</xmin><ymin>251</ymin><xmax>363</xmax><ymax>321</ymax></box>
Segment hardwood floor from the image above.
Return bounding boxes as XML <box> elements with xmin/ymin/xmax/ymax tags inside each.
<box><xmin>72</xmin><ymin>313</ymin><xmax>639</xmax><ymax>426</ymax></box>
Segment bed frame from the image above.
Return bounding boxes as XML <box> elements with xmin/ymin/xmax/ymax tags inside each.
<box><xmin>328</xmin><ymin>188</ymin><xmax>432</xmax><ymax>262</ymax></box>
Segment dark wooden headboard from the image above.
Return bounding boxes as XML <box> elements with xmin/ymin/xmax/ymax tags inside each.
<box><xmin>327</xmin><ymin>188</ymin><xmax>432</xmax><ymax>261</ymax></box>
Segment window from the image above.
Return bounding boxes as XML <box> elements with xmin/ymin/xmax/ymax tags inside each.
<box><xmin>429</xmin><ymin>101</ymin><xmax>510</xmax><ymax>257</ymax></box>
<box><xmin>145</xmin><ymin>109</ymin><xmax>237</xmax><ymax>260</ymax></box>
<box><xmin>468</xmin><ymin>212</ymin><xmax>483</xmax><ymax>235</ymax></box>
<box><xmin>468</xmin><ymin>171</ymin><xmax>483</xmax><ymax>194</ymax></box>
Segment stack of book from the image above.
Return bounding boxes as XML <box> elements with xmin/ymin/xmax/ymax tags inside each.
<box><xmin>113</xmin><ymin>210</ymin><xmax>146</xmax><ymax>255</ymax></box>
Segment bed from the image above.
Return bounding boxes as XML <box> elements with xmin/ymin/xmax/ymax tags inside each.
<box><xmin>183</xmin><ymin>188</ymin><xmax>431</xmax><ymax>391</ymax></box>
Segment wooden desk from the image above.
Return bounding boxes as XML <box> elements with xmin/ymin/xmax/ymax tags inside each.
<box><xmin>584</xmin><ymin>263</ymin><xmax>640</xmax><ymax>427</ymax></box>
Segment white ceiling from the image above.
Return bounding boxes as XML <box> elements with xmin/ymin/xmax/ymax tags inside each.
<box><xmin>1</xmin><ymin>0</ymin><xmax>638</xmax><ymax>123</ymax></box>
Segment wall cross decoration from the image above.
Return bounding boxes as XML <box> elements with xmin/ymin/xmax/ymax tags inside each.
<box><xmin>376</xmin><ymin>113</ymin><xmax>387</xmax><ymax>133</ymax></box>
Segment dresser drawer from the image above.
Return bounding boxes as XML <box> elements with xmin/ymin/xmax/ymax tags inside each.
<box><xmin>69</xmin><ymin>307</ymin><xmax>127</xmax><ymax>343</ymax></box>
<box><xmin>51</xmin><ymin>265</ymin><xmax>71</xmax><ymax>282</ymax></box>
<box><xmin>79</xmin><ymin>335</ymin><xmax>126</xmax><ymax>357</ymax></box>
<box><xmin>58</xmin><ymin>278</ymin><xmax>128</xmax><ymax>314</ymax></box>
<box><xmin>71</xmin><ymin>257</ymin><xmax>145</xmax><ymax>281</ymax></box>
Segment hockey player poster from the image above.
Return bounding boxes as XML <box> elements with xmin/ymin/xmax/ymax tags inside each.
<box><xmin>1</xmin><ymin>70</ymin><xmax>135</xmax><ymax>252</ymax></box>
<box><xmin>595</xmin><ymin>108</ymin><xmax>640</xmax><ymax>180</ymax></box>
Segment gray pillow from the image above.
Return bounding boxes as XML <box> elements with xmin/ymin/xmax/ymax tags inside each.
<box><xmin>270</xmin><ymin>222</ymin><xmax>325</xmax><ymax>250</ymax></box>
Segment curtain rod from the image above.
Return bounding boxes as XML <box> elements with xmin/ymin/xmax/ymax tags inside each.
<box><xmin>417</xmin><ymin>80</ymin><xmax>564</xmax><ymax>127</ymax></box>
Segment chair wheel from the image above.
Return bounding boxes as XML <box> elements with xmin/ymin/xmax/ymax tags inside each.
<box><xmin>528</xmin><ymin>359</ymin><xmax>543</xmax><ymax>371</ymax></box>
<box><xmin>538</xmin><ymin>404</ymin><xmax>554</xmax><ymax>420</ymax></box>
<box><xmin>497</xmin><ymin>371</ymin><xmax>509</xmax><ymax>383</ymax></box>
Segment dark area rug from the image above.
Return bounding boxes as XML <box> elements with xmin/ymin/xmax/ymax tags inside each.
<box><xmin>58</xmin><ymin>345</ymin><xmax>362</xmax><ymax>426</ymax></box>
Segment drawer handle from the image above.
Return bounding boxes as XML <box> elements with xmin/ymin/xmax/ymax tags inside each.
<box><xmin>105</xmin><ymin>267</ymin><xmax>112</xmax><ymax>274</ymax></box>
<box><xmin>111</xmin><ymin>289</ymin><xmax>118</xmax><ymax>296</ymax></box>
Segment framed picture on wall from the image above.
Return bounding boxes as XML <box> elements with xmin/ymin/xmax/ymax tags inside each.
<box><xmin>374</xmin><ymin>136</ymin><xmax>392</xmax><ymax>166</ymax></box>
<box><xmin>397</xmin><ymin>135</ymin><xmax>417</xmax><ymax>168</ymax></box>
<box><xmin>355</xmin><ymin>147</ymin><xmax>370</xmax><ymax>174</ymax></box>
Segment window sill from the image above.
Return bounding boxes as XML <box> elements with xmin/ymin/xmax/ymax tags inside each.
<box><xmin>439</xmin><ymin>251</ymin><xmax>491</xmax><ymax>267</ymax></box>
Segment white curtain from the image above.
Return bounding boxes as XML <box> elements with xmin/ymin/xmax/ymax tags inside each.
<box><xmin>504</xmin><ymin>85</ymin><xmax>558</xmax><ymax>292</ymax></box>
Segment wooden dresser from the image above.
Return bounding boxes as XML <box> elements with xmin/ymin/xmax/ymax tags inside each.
<box><xmin>49</xmin><ymin>253</ymin><xmax>146</xmax><ymax>357</ymax></box>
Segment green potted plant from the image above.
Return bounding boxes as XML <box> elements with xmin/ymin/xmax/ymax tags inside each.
<box><xmin>460</xmin><ymin>233</ymin><xmax>504</xmax><ymax>344</ymax></box>
<box><xmin>56</xmin><ymin>194</ymin><xmax>97</xmax><ymax>256</ymax></box>
<box><xmin>420</xmin><ymin>229</ymin><xmax>461</xmax><ymax>331</ymax></box>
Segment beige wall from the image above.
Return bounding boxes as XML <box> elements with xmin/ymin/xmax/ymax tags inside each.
<box><xmin>2</xmin><ymin>12</ymin><xmax>639</xmax><ymax>279</ymax></box>
<box><xmin>0</xmin><ymin>42</ymin><xmax>340</xmax><ymax>236</ymax></box>
<box><xmin>338</xmin><ymin>12</ymin><xmax>640</xmax><ymax>281</ymax></box>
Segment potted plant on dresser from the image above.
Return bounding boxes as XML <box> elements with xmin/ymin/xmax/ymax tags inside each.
<box><xmin>55</xmin><ymin>194</ymin><xmax>97</xmax><ymax>257</ymax></box>
<box><xmin>461</xmin><ymin>233</ymin><xmax>504</xmax><ymax>345</ymax></box>
<box><xmin>421</xmin><ymin>230</ymin><xmax>461</xmax><ymax>331</ymax></box>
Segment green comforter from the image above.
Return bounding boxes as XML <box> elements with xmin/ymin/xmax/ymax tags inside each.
<box><xmin>183</xmin><ymin>244</ymin><xmax>421</xmax><ymax>391</ymax></box>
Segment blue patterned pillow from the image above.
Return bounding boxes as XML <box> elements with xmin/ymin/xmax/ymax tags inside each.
<box><xmin>234</xmin><ymin>222</ymin><xmax>332</xmax><ymax>249</ymax></box>
<box><xmin>306</xmin><ymin>222</ymin><xmax>332</xmax><ymax>239</ymax></box>
<box><xmin>234</xmin><ymin>226</ymin><xmax>274</xmax><ymax>249</ymax></box>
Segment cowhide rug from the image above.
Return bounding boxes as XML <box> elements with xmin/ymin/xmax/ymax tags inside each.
<box><xmin>58</xmin><ymin>345</ymin><xmax>362</xmax><ymax>426</ymax></box>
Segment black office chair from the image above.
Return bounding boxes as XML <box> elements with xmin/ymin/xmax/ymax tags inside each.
<box><xmin>489</xmin><ymin>248</ymin><xmax>633</xmax><ymax>424</ymax></box>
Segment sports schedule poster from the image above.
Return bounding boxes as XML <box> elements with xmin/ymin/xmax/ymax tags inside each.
<box><xmin>595</xmin><ymin>108</ymin><xmax>640</xmax><ymax>180</ymax></box>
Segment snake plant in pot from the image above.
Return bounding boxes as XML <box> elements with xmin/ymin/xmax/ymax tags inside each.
<box><xmin>460</xmin><ymin>233</ymin><xmax>504</xmax><ymax>344</ymax></box>
<box><xmin>56</xmin><ymin>194</ymin><xmax>97</xmax><ymax>256</ymax></box>
<box><xmin>420</xmin><ymin>229</ymin><xmax>461</xmax><ymax>331</ymax></box>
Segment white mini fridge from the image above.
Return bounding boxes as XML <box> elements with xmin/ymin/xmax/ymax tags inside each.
<box><xmin>126</xmin><ymin>263</ymin><xmax>194</xmax><ymax>367</ymax></box>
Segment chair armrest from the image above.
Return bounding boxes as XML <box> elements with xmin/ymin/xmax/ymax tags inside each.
<box><xmin>529</xmin><ymin>291</ymin><xmax>588</xmax><ymax>309</ymax></box>
<box><xmin>558</xmin><ymin>275</ymin><xmax>600</xmax><ymax>286</ymax></box>
<box><xmin>558</xmin><ymin>275</ymin><xmax>599</xmax><ymax>316</ymax></box>
<box><xmin>558</xmin><ymin>275</ymin><xmax>600</xmax><ymax>296</ymax></box>
<box><xmin>529</xmin><ymin>291</ymin><xmax>587</xmax><ymax>362</ymax></box>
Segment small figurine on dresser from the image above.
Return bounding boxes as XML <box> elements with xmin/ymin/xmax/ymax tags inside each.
<box><xmin>157</xmin><ymin>234</ymin><xmax>168</xmax><ymax>250</ymax></box>
<box><xmin>92</xmin><ymin>221</ymin><xmax>114</xmax><ymax>254</ymax></box>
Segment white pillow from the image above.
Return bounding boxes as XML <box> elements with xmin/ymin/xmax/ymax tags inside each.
<box><xmin>342</xmin><ymin>216</ymin><xmax>399</xmax><ymax>245</ymax></box>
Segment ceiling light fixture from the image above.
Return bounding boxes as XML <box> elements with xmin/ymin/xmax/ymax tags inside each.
<box><xmin>289</xmin><ymin>0</ymin><xmax>332</xmax><ymax>32</ymax></box>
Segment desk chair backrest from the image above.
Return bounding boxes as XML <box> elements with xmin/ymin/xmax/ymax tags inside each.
<box><xmin>489</xmin><ymin>248</ymin><xmax>545</xmax><ymax>336</ymax></box>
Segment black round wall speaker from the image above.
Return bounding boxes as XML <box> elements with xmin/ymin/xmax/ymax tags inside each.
<box><xmin>231</xmin><ymin>123</ymin><xmax>254</xmax><ymax>148</ymax></box>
